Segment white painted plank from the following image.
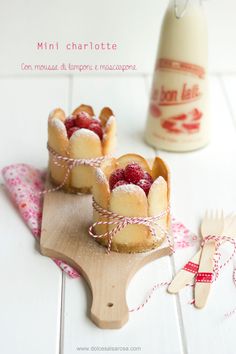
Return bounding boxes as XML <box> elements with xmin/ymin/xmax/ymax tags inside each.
<box><xmin>221</xmin><ymin>74</ymin><xmax>236</xmax><ymax>124</ymax></box>
<box><xmin>0</xmin><ymin>76</ymin><xmax>70</xmax><ymax>169</ymax></box>
<box><xmin>153</xmin><ymin>76</ymin><xmax>236</xmax><ymax>354</ymax></box>
<box><xmin>0</xmin><ymin>186</ymin><xmax>62</xmax><ymax>354</ymax></box>
<box><xmin>0</xmin><ymin>77</ymin><xmax>70</xmax><ymax>354</ymax></box>
<box><xmin>62</xmin><ymin>76</ymin><xmax>183</xmax><ymax>354</ymax></box>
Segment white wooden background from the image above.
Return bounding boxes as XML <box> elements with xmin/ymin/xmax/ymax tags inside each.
<box><xmin>1</xmin><ymin>73</ymin><xmax>236</xmax><ymax>354</ymax></box>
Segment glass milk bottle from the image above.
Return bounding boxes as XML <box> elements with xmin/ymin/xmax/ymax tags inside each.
<box><xmin>145</xmin><ymin>0</ymin><xmax>209</xmax><ymax>152</ymax></box>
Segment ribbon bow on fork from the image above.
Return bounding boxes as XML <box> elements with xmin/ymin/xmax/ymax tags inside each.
<box><xmin>168</xmin><ymin>211</ymin><xmax>236</xmax><ymax>308</ymax></box>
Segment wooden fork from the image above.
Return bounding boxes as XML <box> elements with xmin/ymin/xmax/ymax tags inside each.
<box><xmin>168</xmin><ymin>214</ymin><xmax>235</xmax><ymax>296</ymax></box>
<box><xmin>194</xmin><ymin>210</ymin><xmax>224</xmax><ymax>309</ymax></box>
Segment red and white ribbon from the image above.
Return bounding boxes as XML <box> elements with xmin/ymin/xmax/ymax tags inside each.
<box><xmin>43</xmin><ymin>143</ymin><xmax>107</xmax><ymax>194</ymax></box>
<box><xmin>183</xmin><ymin>261</ymin><xmax>199</xmax><ymax>274</ymax></box>
<box><xmin>89</xmin><ymin>198</ymin><xmax>173</xmax><ymax>253</ymax></box>
<box><xmin>195</xmin><ymin>272</ymin><xmax>213</xmax><ymax>283</ymax></box>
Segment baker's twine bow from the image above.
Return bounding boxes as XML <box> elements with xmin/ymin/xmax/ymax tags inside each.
<box><xmin>42</xmin><ymin>143</ymin><xmax>107</xmax><ymax>194</ymax></box>
<box><xmin>89</xmin><ymin>198</ymin><xmax>173</xmax><ymax>254</ymax></box>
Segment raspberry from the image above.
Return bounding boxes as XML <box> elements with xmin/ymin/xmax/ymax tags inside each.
<box><xmin>67</xmin><ymin>126</ymin><xmax>79</xmax><ymax>138</ymax></box>
<box><xmin>65</xmin><ymin>116</ymin><xmax>76</xmax><ymax>130</ymax></box>
<box><xmin>143</xmin><ymin>172</ymin><xmax>153</xmax><ymax>184</ymax></box>
<box><xmin>75</xmin><ymin>111</ymin><xmax>92</xmax><ymax>128</ymax></box>
<box><xmin>136</xmin><ymin>179</ymin><xmax>152</xmax><ymax>195</ymax></box>
<box><xmin>112</xmin><ymin>180</ymin><xmax>129</xmax><ymax>190</ymax></box>
<box><xmin>124</xmin><ymin>163</ymin><xmax>144</xmax><ymax>184</ymax></box>
<box><xmin>88</xmin><ymin>122</ymin><xmax>103</xmax><ymax>140</ymax></box>
<box><xmin>109</xmin><ymin>168</ymin><xmax>125</xmax><ymax>190</ymax></box>
<box><xmin>90</xmin><ymin>119</ymin><xmax>102</xmax><ymax>127</ymax></box>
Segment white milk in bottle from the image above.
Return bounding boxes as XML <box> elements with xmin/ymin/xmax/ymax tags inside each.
<box><xmin>145</xmin><ymin>0</ymin><xmax>209</xmax><ymax>152</ymax></box>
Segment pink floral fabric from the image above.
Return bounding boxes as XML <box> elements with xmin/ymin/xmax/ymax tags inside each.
<box><xmin>172</xmin><ymin>217</ymin><xmax>198</xmax><ymax>249</ymax></box>
<box><xmin>1</xmin><ymin>164</ymin><xmax>197</xmax><ymax>279</ymax></box>
<box><xmin>2</xmin><ymin>164</ymin><xmax>80</xmax><ymax>279</ymax></box>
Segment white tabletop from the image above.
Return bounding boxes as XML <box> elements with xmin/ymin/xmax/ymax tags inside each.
<box><xmin>1</xmin><ymin>73</ymin><xmax>236</xmax><ymax>354</ymax></box>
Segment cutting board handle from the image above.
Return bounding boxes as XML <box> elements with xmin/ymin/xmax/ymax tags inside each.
<box><xmin>90</xmin><ymin>277</ymin><xmax>129</xmax><ymax>329</ymax></box>
<box><xmin>41</xmin><ymin>192</ymin><xmax>171</xmax><ymax>329</ymax></box>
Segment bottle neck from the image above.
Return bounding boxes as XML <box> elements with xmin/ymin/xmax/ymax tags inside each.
<box><xmin>170</xmin><ymin>0</ymin><xmax>202</xmax><ymax>19</ymax></box>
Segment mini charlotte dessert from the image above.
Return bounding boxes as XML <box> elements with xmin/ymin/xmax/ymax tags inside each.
<box><xmin>91</xmin><ymin>154</ymin><xmax>170</xmax><ymax>253</ymax></box>
<box><xmin>48</xmin><ymin>104</ymin><xmax>116</xmax><ymax>193</ymax></box>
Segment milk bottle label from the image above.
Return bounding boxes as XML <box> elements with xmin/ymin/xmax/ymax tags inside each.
<box><xmin>147</xmin><ymin>57</ymin><xmax>208</xmax><ymax>149</ymax></box>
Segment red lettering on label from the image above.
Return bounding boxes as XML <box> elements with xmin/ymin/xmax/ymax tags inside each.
<box><xmin>160</xmin><ymin>86</ymin><xmax>177</xmax><ymax>103</ymax></box>
<box><xmin>181</xmin><ymin>83</ymin><xmax>200</xmax><ymax>101</ymax></box>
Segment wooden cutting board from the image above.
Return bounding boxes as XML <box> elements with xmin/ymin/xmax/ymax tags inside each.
<box><xmin>40</xmin><ymin>188</ymin><xmax>171</xmax><ymax>329</ymax></box>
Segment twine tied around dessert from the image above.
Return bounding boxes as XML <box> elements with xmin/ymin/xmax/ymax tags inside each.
<box><xmin>43</xmin><ymin>143</ymin><xmax>108</xmax><ymax>194</ymax></box>
<box><xmin>89</xmin><ymin>198</ymin><xmax>173</xmax><ymax>253</ymax></box>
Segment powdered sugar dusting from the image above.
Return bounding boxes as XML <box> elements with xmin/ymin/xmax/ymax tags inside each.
<box><xmin>93</xmin><ymin>117</ymin><xmax>101</xmax><ymax>123</ymax></box>
<box><xmin>95</xmin><ymin>168</ymin><xmax>108</xmax><ymax>185</ymax></box>
<box><xmin>105</xmin><ymin>116</ymin><xmax>115</xmax><ymax>129</ymax></box>
<box><xmin>103</xmin><ymin>133</ymin><xmax>108</xmax><ymax>142</ymax></box>
<box><xmin>49</xmin><ymin>108</ymin><xmax>65</xmax><ymax>120</ymax></box>
<box><xmin>153</xmin><ymin>176</ymin><xmax>166</xmax><ymax>185</ymax></box>
<box><xmin>51</xmin><ymin>118</ymin><xmax>67</xmax><ymax>135</ymax></box>
<box><xmin>70</xmin><ymin>128</ymin><xmax>100</xmax><ymax>141</ymax></box>
<box><xmin>112</xmin><ymin>183</ymin><xmax>146</xmax><ymax>196</ymax></box>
